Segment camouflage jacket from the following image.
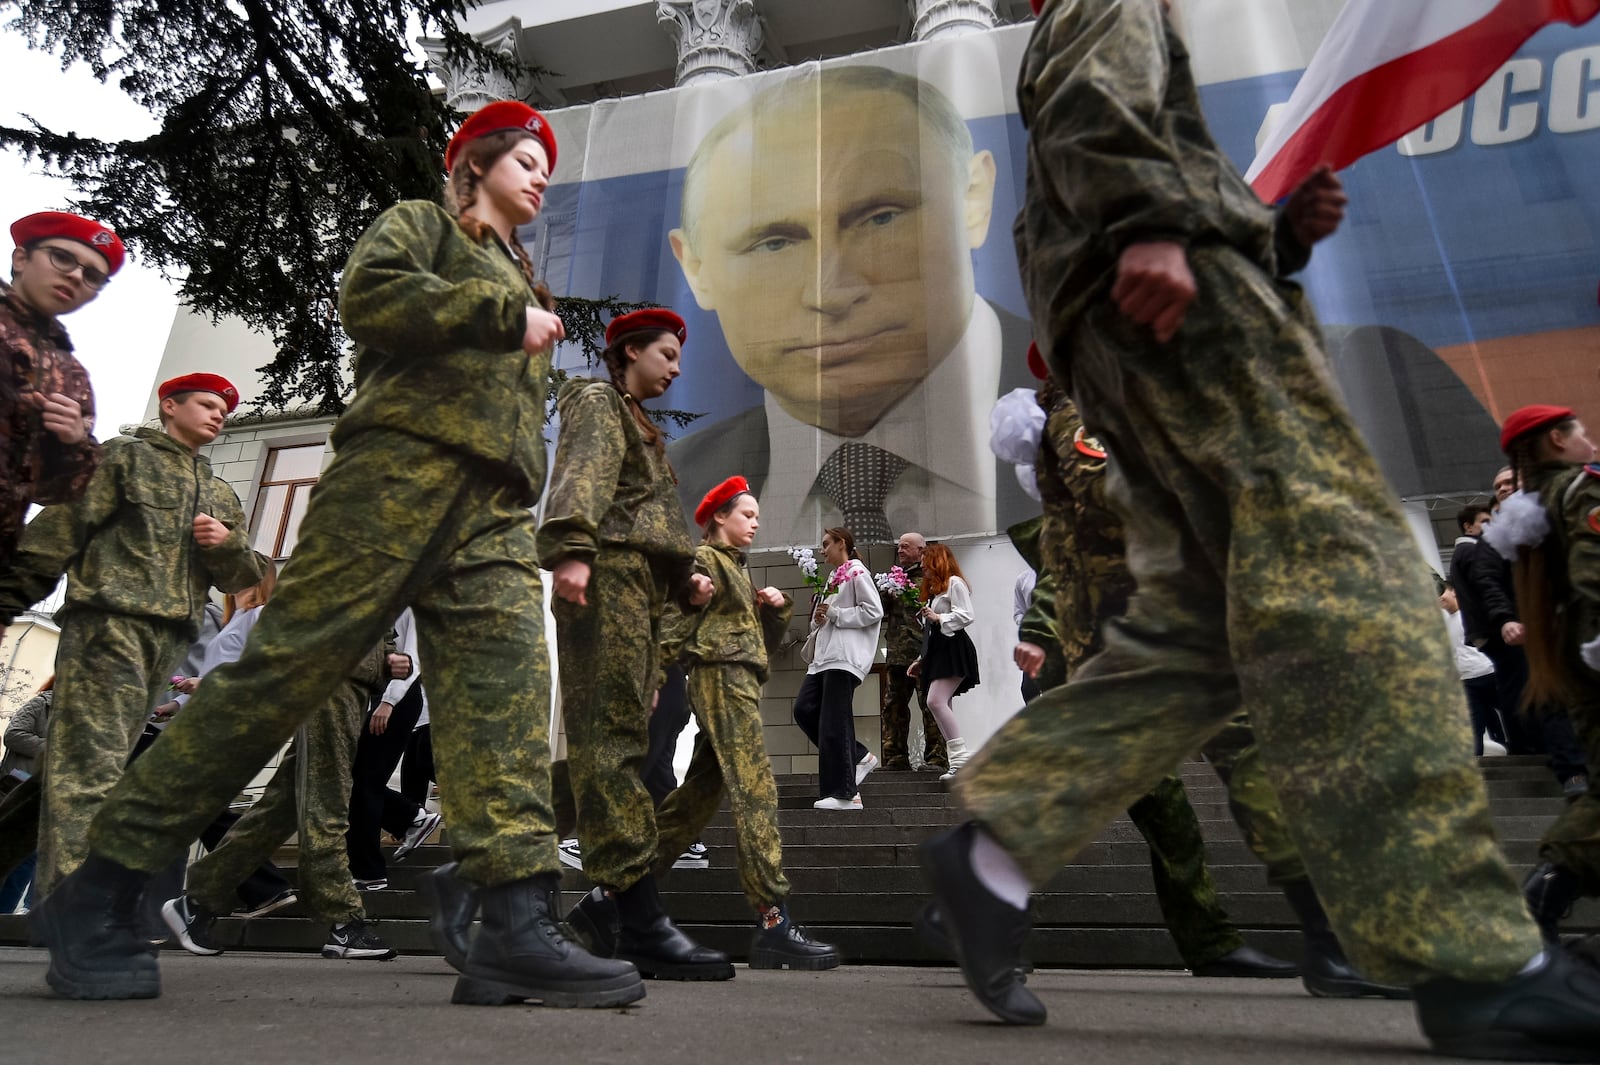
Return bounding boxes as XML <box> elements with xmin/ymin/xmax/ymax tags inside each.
<box><xmin>0</xmin><ymin>427</ymin><xmax>267</xmax><ymax>637</ymax></box>
<box><xmin>1013</xmin><ymin>0</ymin><xmax>1289</xmax><ymax>379</ymax></box>
<box><xmin>882</xmin><ymin>560</ymin><xmax>925</xmax><ymax>665</ymax></box>
<box><xmin>537</xmin><ymin>379</ymin><xmax>696</xmax><ymax>600</ymax></box>
<box><xmin>337</xmin><ymin>201</ymin><xmax>553</xmax><ymax>505</ymax></box>
<box><xmin>663</xmin><ymin>542</ymin><xmax>793</xmax><ymax>681</ymax></box>
<box><xmin>1529</xmin><ymin>461</ymin><xmax>1600</xmax><ymax>687</ymax></box>
<box><xmin>0</xmin><ymin>280</ymin><xmax>100</xmax><ymax>562</ymax></box>
<box><xmin>1023</xmin><ymin>390</ymin><xmax>1133</xmax><ymax>673</ymax></box>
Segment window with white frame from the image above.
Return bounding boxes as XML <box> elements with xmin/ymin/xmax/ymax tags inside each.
<box><xmin>248</xmin><ymin>443</ymin><xmax>324</xmax><ymax>560</ymax></box>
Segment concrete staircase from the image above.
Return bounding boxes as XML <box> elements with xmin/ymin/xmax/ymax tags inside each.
<box><xmin>2</xmin><ymin>755</ymin><xmax>1593</xmax><ymax>966</ymax></box>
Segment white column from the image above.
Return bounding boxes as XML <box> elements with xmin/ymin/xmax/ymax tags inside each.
<box><xmin>656</xmin><ymin>0</ymin><xmax>766</xmax><ymax>87</ymax></box>
<box><xmin>907</xmin><ymin>0</ymin><xmax>999</xmax><ymax>41</ymax></box>
<box><xmin>419</xmin><ymin>17</ymin><xmax>524</xmax><ymax>113</ymax></box>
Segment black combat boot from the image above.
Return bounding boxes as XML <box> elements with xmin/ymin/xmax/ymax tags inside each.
<box><xmin>451</xmin><ymin>872</ymin><xmax>644</xmax><ymax>1008</ymax></box>
<box><xmin>415</xmin><ymin>861</ymin><xmax>478</xmax><ymax>973</ymax></box>
<box><xmin>1281</xmin><ymin>879</ymin><xmax>1411</xmax><ymax>999</ymax></box>
<box><xmin>918</xmin><ymin>822</ymin><xmax>1044</xmax><ymax>1025</ymax></box>
<box><xmin>565</xmin><ymin>885</ymin><xmax>621</xmax><ymax>958</ymax></box>
<box><xmin>749</xmin><ymin>902</ymin><xmax>841</xmax><ymax>971</ymax></box>
<box><xmin>30</xmin><ymin>853</ymin><xmax>160</xmax><ymax>1000</ymax></box>
<box><xmin>612</xmin><ymin>873</ymin><xmax>734</xmax><ymax>980</ymax></box>
<box><xmin>1524</xmin><ymin>861</ymin><xmax>1584</xmax><ymax>945</ymax></box>
<box><xmin>1416</xmin><ymin>948</ymin><xmax>1600</xmax><ymax>1061</ymax></box>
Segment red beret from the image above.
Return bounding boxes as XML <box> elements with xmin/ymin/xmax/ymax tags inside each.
<box><xmin>445</xmin><ymin>101</ymin><xmax>558</xmax><ymax>177</ymax></box>
<box><xmin>11</xmin><ymin>211</ymin><xmax>126</xmax><ymax>276</ymax></box>
<box><xmin>695</xmin><ymin>475</ymin><xmax>751</xmax><ymax>527</ymax></box>
<box><xmin>1027</xmin><ymin>341</ymin><xmax>1047</xmax><ymax>381</ymax></box>
<box><xmin>606</xmin><ymin>308</ymin><xmax>687</xmax><ymax>347</ymax></box>
<box><xmin>159</xmin><ymin>373</ymin><xmax>240</xmax><ymax>414</ymax></box>
<box><xmin>1500</xmin><ymin>405</ymin><xmax>1575</xmax><ymax>452</ymax></box>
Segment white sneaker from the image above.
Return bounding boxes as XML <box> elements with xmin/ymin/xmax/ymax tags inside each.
<box><xmin>392</xmin><ymin>809</ymin><xmax>442</xmax><ymax>862</ymax></box>
<box><xmin>1482</xmin><ymin>735</ymin><xmax>1508</xmax><ymax>757</ymax></box>
<box><xmin>813</xmin><ymin>795</ymin><xmax>864</xmax><ymax>811</ymax></box>
<box><xmin>558</xmin><ymin>837</ymin><xmax>583</xmax><ymax>870</ymax></box>
<box><xmin>854</xmin><ymin>752</ymin><xmax>879</xmax><ymax>786</ymax></box>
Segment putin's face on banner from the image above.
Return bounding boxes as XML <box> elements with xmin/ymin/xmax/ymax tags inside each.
<box><xmin>671</xmin><ymin>76</ymin><xmax>996</xmax><ymax>438</ymax></box>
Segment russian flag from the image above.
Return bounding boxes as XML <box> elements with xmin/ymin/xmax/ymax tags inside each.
<box><xmin>1245</xmin><ymin>0</ymin><xmax>1600</xmax><ymax>203</ymax></box>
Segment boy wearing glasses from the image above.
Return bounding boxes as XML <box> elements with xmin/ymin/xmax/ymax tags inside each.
<box><xmin>1</xmin><ymin>211</ymin><xmax>120</xmax><ymax>567</ymax></box>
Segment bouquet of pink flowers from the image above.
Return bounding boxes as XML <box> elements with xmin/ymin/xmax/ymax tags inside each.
<box><xmin>874</xmin><ymin>565</ymin><xmax>922</xmax><ymax>608</ymax></box>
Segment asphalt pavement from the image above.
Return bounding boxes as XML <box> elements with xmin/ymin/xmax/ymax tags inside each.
<box><xmin>0</xmin><ymin>946</ymin><xmax>1472</xmax><ymax>1065</ymax></box>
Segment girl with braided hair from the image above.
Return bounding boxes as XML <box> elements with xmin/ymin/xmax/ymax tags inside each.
<box><xmin>537</xmin><ymin>308</ymin><xmax>730</xmax><ymax>981</ymax></box>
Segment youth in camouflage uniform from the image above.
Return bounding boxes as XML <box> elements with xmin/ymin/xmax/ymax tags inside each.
<box><xmin>1014</xmin><ymin>384</ymin><xmax>1400</xmax><ymax>994</ymax></box>
<box><xmin>879</xmin><ymin>538</ymin><xmax>945</xmax><ymax>770</ymax></box>
<box><xmin>650</xmin><ymin>477</ymin><xmax>839</xmax><ymax>968</ymax></box>
<box><xmin>1492</xmin><ymin>407</ymin><xmax>1600</xmax><ymax>945</ymax></box>
<box><xmin>0</xmin><ymin>402</ymin><xmax>267</xmax><ymax>895</ymax></box>
<box><xmin>1</xmin><ymin>212</ymin><xmax>119</xmax><ymax>567</ymax></box>
<box><xmin>539</xmin><ymin>307</ymin><xmax>731</xmax><ymax>980</ymax></box>
<box><xmin>170</xmin><ymin>639</ymin><xmax>392</xmax><ymax>956</ymax></box>
<box><xmin>31</xmin><ymin>103</ymin><xmax>641</xmax><ymax>1007</ymax></box>
<box><xmin>923</xmin><ymin>2</ymin><xmax>1594</xmax><ymax>1049</ymax></box>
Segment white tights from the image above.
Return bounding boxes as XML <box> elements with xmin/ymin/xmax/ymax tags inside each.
<box><xmin>926</xmin><ymin>676</ymin><xmax>964</xmax><ymax>742</ymax></box>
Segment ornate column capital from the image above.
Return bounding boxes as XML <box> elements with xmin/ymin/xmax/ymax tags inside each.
<box><xmin>906</xmin><ymin>0</ymin><xmax>999</xmax><ymax>41</ymax></box>
<box><xmin>656</xmin><ymin>0</ymin><xmax>766</xmax><ymax>87</ymax></box>
<box><xmin>419</xmin><ymin>17</ymin><xmax>525</xmax><ymax>113</ymax></box>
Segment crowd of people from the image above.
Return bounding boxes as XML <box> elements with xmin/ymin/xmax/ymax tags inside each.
<box><xmin>0</xmin><ymin>0</ymin><xmax>1596</xmax><ymax>1060</ymax></box>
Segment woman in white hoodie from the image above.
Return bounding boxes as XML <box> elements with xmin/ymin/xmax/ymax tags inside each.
<box><xmin>792</xmin><ymin>527</ymin><xmax>883</xmax><ymax>810</ymax></box>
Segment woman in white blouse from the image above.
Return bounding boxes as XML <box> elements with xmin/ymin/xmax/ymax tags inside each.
<box><xmin>909</xmin><ymin>544</ymin><xmax>981</xmax><ymax>780</ymax></box>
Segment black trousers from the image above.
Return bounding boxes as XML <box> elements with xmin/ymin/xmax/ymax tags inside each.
<box><xmin>400</xmin><ymin>724</ymin><xmax>434</xmax><ymax>805</ymax></box>
<box><xmin>1480</xmin><ymin>636</ymin><xmax>1587</xmax><ymax>781</ymax></box>
<box><xmin>345</xmin><ymin>684</ymin><xmax>426</xmax><ymax>881</ymax></box>
<box><xmin>642</xmin><ymin>665</ymin><xmax>691</xmax><ymax>807</ymax></box>
<box><xmin>792</xmin><ymin>669</ymin><xmax>868</xmax><ymax>801</ymax></box>
<box><xmin>1464</xmin><ymin>673</ymin><xmax>1504</xmax><ymax>756</ymax></box>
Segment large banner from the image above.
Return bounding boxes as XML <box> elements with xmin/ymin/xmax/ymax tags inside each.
<box><xmin>529</xmin><ymin>17</ymin><xmax>1600</xmax><ymax>545</ymax></box>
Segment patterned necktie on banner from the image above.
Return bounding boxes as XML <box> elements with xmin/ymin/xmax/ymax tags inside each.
<box><xmin>815</xmin><ymin>440</ymin><xmax>909</xmax><ymax>543</ymax></box>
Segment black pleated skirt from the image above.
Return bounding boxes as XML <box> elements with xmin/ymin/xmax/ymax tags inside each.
<box><xmin>920</xmin><ymin>626</ymin><xmax>980</xmax><ymax>698</ymax></box>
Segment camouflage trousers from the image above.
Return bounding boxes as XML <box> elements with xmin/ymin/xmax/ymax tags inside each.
<box><xmin>39</xmin><ymin>609</ymin><xmax>189</xmax><ymax>894</ymax></box>
<box><xmin>653</xmin><ymin>663</ymin><xmax>790</xmax><ymax>910</ymax></box>
<box><xmin>554</xmin><ymin>549</ymin><xmax>665</xmax><ymax>892</ymax></box>
<box><xmin>88</xmin><ymin>430</ymin><xmax>558</xmax><ymax>888</ymax></box>
<box><xmin>1127</xmin><ymin>774</ymin><xmax>1243</xmax><ymax>966</ymax></box>
<box><xmin>961</xmin><ymin>246</ymin><xmax>1542</xmax><ymax>984</ymax></box>
<box><xmin>185</xmin><ymin>678</ymin><xmax>367</xmax><ymax>924</ymax></box>
<box><xmin>881</xmin><ymin>662</ymin><xmax>946</xmax><ymax>769</ymax></box>
<box><xmin>1539</xmin><ymin>693</ymin><xmax>1600</xmax><ymax>890</ymax></box>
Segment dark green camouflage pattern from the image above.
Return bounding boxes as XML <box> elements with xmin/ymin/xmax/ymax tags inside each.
<box><xmin>554</xmin><ymin>549</ymin><xmax>669</xmax><ymax>892</ymax></box>
<box><xmin>0</xmin><ymin>427</ymin><xmax>266</xmax><ymax>637</ymax></box>
<box><xmin>88</xmin><ymin>430</ymin><xmax>562</xmax><ymax>889</ymax></box>
<box><xmin>960</xmin><ymin>0</ymin><xmax>1543</xmax><ymax>986</ymax></box>
<box><xmin>185</xmin><ymin>660</ymin><xmax>381</xmax><ymax>924</ymax></box>
<box><xmin>653</xmin><ymin>663</ymin><xmax>790</xmax><ymax>910</ymax></box>
<box><xmin>37</xmin><ymin>610</ymin><xmax>189</xmax><ymax>893</ymax></box>
<box><xmin>336</xmin><ymin>201</ymin><xmax>551</xmax><ymax>504</ymax></box>
<box><xmin>1527</xmin><ymin>462</ymin><xmax>1600</xmax><ymax>890</ymax></box>
<box><xmin>665</xmin><ymin>542</ymin><xmax>792</xmax><ymax>679</ymax></box>
<box><xmin>879</xmin><ymin>560</ymin><xmax>945</xmax><ymax>767</ymax></box>
<box><xmin>1128</xmin><ymin>775</ymin><xmax>1244</xmax><ymax>967</ymax></box>
<box><xmin>538</xmin><ymin>379</ymin><xmax>695</xmax><ymax>589</ymax></box>
<box><xmin>881</xmin><ymin>561</ymin><xmax>925</xmax><ymax>665</ymax></box>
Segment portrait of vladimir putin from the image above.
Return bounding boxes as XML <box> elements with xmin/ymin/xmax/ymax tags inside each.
<box><xmin>666</xmin><ymin>63</ymin><xmax>1037</xmax><ymax>542</ymax></box>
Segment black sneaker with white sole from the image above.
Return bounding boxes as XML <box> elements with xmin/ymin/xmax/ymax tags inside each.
<box><xmin>322</xmin><ymin>919</ymin><xmax>397</xmax><ymax>960</ymax></box>
<box><xmin>558</xmin><ymin>838</ymin><xmax>583</xmax><ymax>870</ymax></box>
<box><xmin>671</xmin><ymin>842</ymin><xmax>709</xmax><ymax>870</ymax></box>
<box><xmin>392</xmin><ymin>810</ymin><xmax>443</xmax><ymax>863</ymax></box>
<box><xmin>233</xmin><ymin>889</ymin><xmax>297</xmax><ymax>920</ymax></box>
<box><xmin>162</xmin><ymin>896</ymin><xmax>223</xmax><ymax>957</ymax></box>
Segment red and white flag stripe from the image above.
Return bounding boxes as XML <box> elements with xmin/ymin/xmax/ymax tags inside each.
<box><xmin>1245</xmin><ymin>0</ymin><xmax>1600</xmax><ymax>203</ymax></box>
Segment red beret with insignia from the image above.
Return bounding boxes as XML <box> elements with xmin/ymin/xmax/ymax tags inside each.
<box><xmin>606</xmin><ymin>308</ymin><xmax>687</xmax><ymax>347</ymax></box>
<box><xmin>159</xmin><ymin>373</ymin><xmax>240</xmax><ymax>414</ymax></box>
<box><xmin>445</xmin><ymin>101</ymin><xmax>558</xmax><ymax>177</ymax></box>
<box><xmin>1500</xmin><ymin>404</ymin><xmax>1575</xmax><ymax>453</ymax></box>
<box><xmin>695</xmin><ymin>475</ymin><xmax>751</xmax><ymax>527</ymax></box>
<box><xmin>1027</xmin><ymin>341</ymin><xmax>1047</xmax><ymax>381</ymax></box>
<box><xmin>10</xmin><ymin>211</ymin><xmax>126</xmax><ymax>276</ymax></box>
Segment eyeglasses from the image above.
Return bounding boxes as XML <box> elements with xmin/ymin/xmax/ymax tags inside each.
<box><xmin>35</xmin><ymin>245</ymin><xmax>111</xmax><ymax>290</ymax></box>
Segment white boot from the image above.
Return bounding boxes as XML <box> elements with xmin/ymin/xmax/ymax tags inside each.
<box><xmin>939</xmin><ymin>737</ymin><xmax>969</xmax><ymax>782</ymax></box>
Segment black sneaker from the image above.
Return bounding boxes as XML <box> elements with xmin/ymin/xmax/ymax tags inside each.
<box><xmin>161</xmin><ymin>896</ymin><xmax>223</xmax><ymax>957</ymax></box>
<box><xmin>352</xmin><ymin>877</ymin><xmax>388</xmax><ymax>892</ymax></box>
<box><xmin>1416</xmin><ymin>948</ymin><xmax>1600</xmax><ymax>1061</ymax></box>
<box><xmin>557</xmin><ymin>838</ymin><xmax>583</xmax><ymax>870</ymax></box>
<box><xmin>671</xmin><ymin>842</ymin><xmax>709</xmax><ymax>870</ymax></box>
<box><xmin>233</xmin><ymin>889</ymin><xmax>297</xmax><ymax>920</ymax></box>
<box><xmin>322</xmin><ymin>919</ymin><xmax>398</xmax><ymax>960</ymax></box>
<box><xmin>392</xmin><ymin>810</ymin><xmax>443</xmax><ymax>863</ymax></box>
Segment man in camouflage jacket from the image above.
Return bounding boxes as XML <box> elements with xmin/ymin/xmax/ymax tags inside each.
<box><xmin>880</xmin><ymin>533</ymin><xmax>945</xmax><ymax>770</ymax></box>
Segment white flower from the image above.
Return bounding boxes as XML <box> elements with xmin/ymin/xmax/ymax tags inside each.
<box><xmin>788</xmin><ymin>546</ymin><xmax>818</xmax><ymax>578</ymax></box>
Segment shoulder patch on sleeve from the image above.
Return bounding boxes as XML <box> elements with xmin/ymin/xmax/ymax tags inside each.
<box><xmin>1073</xmin><ymin>426</ymin><xmax>1107</xmax><ymax>460</ymax></box>
<box><xmin>1588</xmin><ymin>505</ymin><xmax>1600</xmax><ymax>536</ymax></box>
<box><xmin>1586</xmin><ymin>463</ymin><xmax>1600</xmax><ymax>479</ymax></box>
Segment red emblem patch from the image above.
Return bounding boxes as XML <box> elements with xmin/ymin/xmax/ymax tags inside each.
<box><xmin>90</xmin><ymin>230</ymin><xmax>114</xmax><ymax>247</ymax></box>
<box><xmin>1588</xmin><ymin>505</ymin><xmax>1600</xmax><ymax>536</ymax></box>
<box><xmin>1073</xmin><ymin>426</ymin><xmax>1106</xmax><ymax>460</ymax></box>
